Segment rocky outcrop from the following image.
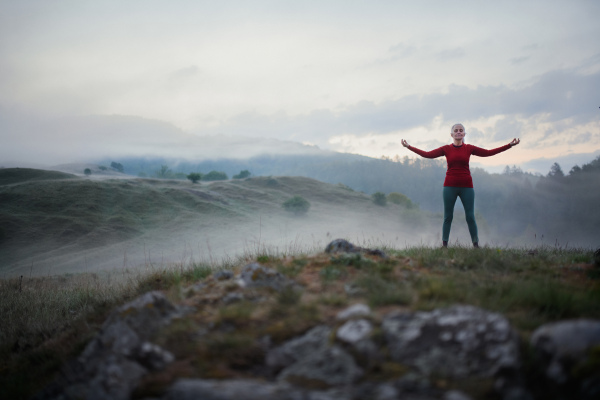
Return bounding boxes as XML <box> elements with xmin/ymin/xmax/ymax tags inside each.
<box><xmin>382</xmin><ymin>305</ymin><xmax>520</xmax><ymax>379</ymax></box>
<box><xmin>238</xmin><ymin>262</ymin><xmax>297</xmax><ymax>291</ymax></box>
<box><xmin>36</xmin><ymin>292</ymin><xmax>182</xmax><ymax>400</ymax></box>
<box><xmin>325</xmin><ymin>238</ymin><xmax>387</xmax><ymax>258</ymax></box>
<box><xmin>36</xmin><ymin>240</ymin><xmax>600</xmax><ymax>400</ymax></box>
<box><xmin>530</xmin><ymin>319</ymin><xmax>600</xmax><ymax>399</ymax></box>
<box><xmin>163</xmin><ymin>378</ymin><xmax>354</xmax><ymax>400</ymax></box>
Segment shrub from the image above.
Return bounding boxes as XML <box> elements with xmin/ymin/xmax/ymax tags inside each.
<box><xmin>387</xmin><ymin>192</ymin><xmax>416</xmax><ymax>208</ymax></box>
<box><xmin>110</xmin><ymin>161</ymin><xmax>124</xmax><ymax>173</ymax></box>
<box><xmin>98</xmin><ymin>166</ymin><xmax>107</xmax><ymax>171</ymax></box>
<box><xmin>282</xmin><ymin>195</ymin><xmax>311</xmax><ymax>215</ymax></box>
<box><xmin>187</xmin><ymin>172</ymin><xmax>202</xmax><ymax>183</ymax></box>
<box><xmin>202</xmin><ymin>171</ymin><xmax>228</xmax><ymax>181</ymax></box>
<box><xmin>372</xmin><ymin>192</ymin><xmax>387</xmax><ymax>206</ymax></box>
<box><xmin>83</xmin><ymin>168</ymin><xmax>91</xmax><ymax>176</ymax></box>
<box><xmin>233</xmin><ymin>170</ymin><xmax>251</xmax><ymax>179</ymax></box>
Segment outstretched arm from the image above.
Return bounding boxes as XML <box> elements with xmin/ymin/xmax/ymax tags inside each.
<box><xmin>471</xmin><ymin>139</ymin><xmax>520</xmax><ymax>157</ymax></box>
<box><xmin>402</xmin><ymin>139</ymin><xmax>445</xmax><ymax>159</ymax></box>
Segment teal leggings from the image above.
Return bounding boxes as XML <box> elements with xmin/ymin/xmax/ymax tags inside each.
<box><xmin>443</xmin><ymin>187</ymin><xmax>478</xmax><ymax>244</ymax></box>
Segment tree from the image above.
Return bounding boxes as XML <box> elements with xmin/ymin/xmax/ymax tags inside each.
<box><xmin>548</xmin><ymin>162</ymin><xmax>564</xmax><ymax>178</ymax></box>
<box><xmin>282</xmin><ymin>195</ymin><xmax>311</xmax><ymax>215</ymax></box>
<box><xmin>233</xmin><ymin>170</ymin><xmax>251</xmax><ymax>179</ymax></box>
<box><xmin>569</xmin><ymin>165</ymin><xmax>582</xmax><ymax>175</ymax></box>
<box><xmin>202</xmin><ymin>171</ymin><xmax>228</xmax><ymax>181</ymax></box>
<box><xmin>110</xmin><ymin>162</ymin><xmax>124</xmax><ymax>173</ymax></box>
<box><xmin>84</xmin><ymin>168</ymin><xmax>92</xmax><ymax>176</ymax></box>
<box><xmin>372</xmin><ymin>192</ymin><xmax>387</xmax><ymax>206</ymax></box>
<box><xmin>387</xmin><ymin>192</ymin><xmax>415</xmax><ymax>208</ymax></box>
<box><xmin>155</xmin><ymin>165</ymin><xmax>172</xmax><ymax>179</ymax></box>
<box><xmin>187</xmin><ymin>172</ymin><xmax>202</xmax><ymax>183</ymax></box>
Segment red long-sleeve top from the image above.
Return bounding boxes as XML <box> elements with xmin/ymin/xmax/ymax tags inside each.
<box><xmin>407</xmin><ymin>143</ymin><xmax>512</xmax><ymax>187</ymax></box>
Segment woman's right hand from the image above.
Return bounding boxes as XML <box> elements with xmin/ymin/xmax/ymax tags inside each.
<box><xmin>401</xmin><ymin>139</ymin><xmax>409</xmax><ymax>148</ymax></box>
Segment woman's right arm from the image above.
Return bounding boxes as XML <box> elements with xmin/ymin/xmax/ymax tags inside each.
<box><xmin>402</xmin><ymin>139</ymin><xmax>445</xmax><ymax>159</ymax></box>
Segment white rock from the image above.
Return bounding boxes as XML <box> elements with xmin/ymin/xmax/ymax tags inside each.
<box><xmin>336</xmin><ymin>303</ymin><xmax>371</xmax><ymax>320</ymax></box>
<box><xmin>337</xmin><ymin>319</ymin><xmax>373</xmax><ymax>344</ymax></box>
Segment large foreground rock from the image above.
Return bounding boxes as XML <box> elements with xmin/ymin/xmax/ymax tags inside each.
<box><xmin>530</xmin><ymin>319</ymin><xmax>600</xmax><ymax>400</ymax></box>
<box><xmin>266</xmin><ymin>324</ymin><xmax>363</xmax><ymax>387</ymax></box>
<box><xmin>35</xmin><ymin>292</ymin><xmax>181</xmax><ymax>400</ymax></box>
<box><xmin>382</xmin><ymin>305</ymin><xmax>520</xmax><ymax>379</ymax></box>
<box><xmin>162</xmin><ymin>378</ymin><xmax>353</xmax><ymax>400</ymax></box>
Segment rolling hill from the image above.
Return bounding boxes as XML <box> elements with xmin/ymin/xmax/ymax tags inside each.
<box><xmin>0</xmin><ymin>168</ymin><xmax>436</xmax><ymax>277</ymax></box>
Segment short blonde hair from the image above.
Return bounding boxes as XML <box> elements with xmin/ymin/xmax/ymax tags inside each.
<box><xmin>451</xmin><ymin>123</ymin><xmax>465</xmax><ymax>133</ymax></box>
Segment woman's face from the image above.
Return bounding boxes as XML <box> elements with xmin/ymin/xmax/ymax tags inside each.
<box><xmin>451</xmin><ymin>125</ymin><xmax>465</xmax><ymax>141</ymax></box>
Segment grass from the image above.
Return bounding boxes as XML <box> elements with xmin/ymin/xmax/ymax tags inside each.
<box><xmin>1</xmin><ymin>245</ymin><xmax>599</xmax><ymax>399</ymax></box>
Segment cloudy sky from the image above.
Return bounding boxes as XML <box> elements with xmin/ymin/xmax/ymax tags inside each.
<box><xmin>1</xmin><ymin>0</ymin><xmax>599</xmax><ymax>172</ymax></box>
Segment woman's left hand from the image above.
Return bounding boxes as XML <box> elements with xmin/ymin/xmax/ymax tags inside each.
<box><xmin>509</xmin><ymin>138</ymin><xmax>520</xmax><ymax>147</ymax></box>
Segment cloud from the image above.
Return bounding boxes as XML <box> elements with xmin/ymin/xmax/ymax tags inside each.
<box><xmin>436</xmin><ymin>47</ymin><xmax>466</xmax><ymax>60</ymax></box>
<box><xmin>0</xmin><ymin>110</ymin><xmax>327</xmax><ymax>165</ymax></box>
<box><xmin>169</xmin><ymin>65</ymin><xmax>200</xmax><ymax>80</ymax></box>
<box><xmin>388</xmin><ymin>42</ymin><xmax>417</xmax><ymax>60</ymax></box>
<box><xmin>510</xmin><ymin>56</ymin><xmax>530</xmax><ymax>65</ymax></box>
<box><xmin>493</xmin><ymin>118</ymin><xmax>524</xmax><ymax>141</ymax></box>
<box><xmin>194</xmin><ymin>67</ymin><xmax>600</xmax><ymax>148</ymax></box>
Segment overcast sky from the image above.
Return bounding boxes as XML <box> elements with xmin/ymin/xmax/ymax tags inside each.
<box><xmin>1</xmin><ymin>0</ymin><xmax>599</xmax><ymax>172</ymax></box>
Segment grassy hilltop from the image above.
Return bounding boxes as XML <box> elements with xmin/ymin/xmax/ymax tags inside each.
<box><xmin>0</xmin><ymin>167</ymin><xmax>432</xmax><ymax>276</ymax></box>
<box><xmin>1</xmin><ymin>168</ymin><xmax>599</xmax><ymax>399</ymax></box>
<box><xmin>1</xmin><ymin>243</ymin><xmax>599</xmax><ymax>399</ymax></box>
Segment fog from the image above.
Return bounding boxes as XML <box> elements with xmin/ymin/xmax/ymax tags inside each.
<box><xmin>1</xmin><ymin>188</ymin><xmax>441</xmax><ymax>278</ymax></box>
<box><xmin>0</xmin><ymin>112</ymin><xmax>326</xmax><ymax>166</ymax></box>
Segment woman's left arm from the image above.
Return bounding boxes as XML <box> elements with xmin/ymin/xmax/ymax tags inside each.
<box><xmin>471</xmin><ymin>138</ymin><xmax>520</xmax><ymax>157</ymax></box>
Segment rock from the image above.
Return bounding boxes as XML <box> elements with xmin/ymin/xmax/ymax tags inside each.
<box><xmin>135</xmin><ymin>341</ymin><xmax>175</xmax><ymax>371</ymax></box>
<box><xmin>443</xmin><ymin>390</ymin><xmax>474</xmax><ymax>400</ymax></box>
<box><xmin>266</xmin><ymin>325</ymin><xmax>332</xmax><ymax>371</ymax></box>
<box><xmin>222</xmin><ymin>292</ymin><xmax>245</xmax><ymax>304</ymax></box>
<box><xmin>214</xmin><ymin>269</ymin><xmax>234</xmax><ymax>280</ymax></box>
<box><xmin>266</xmin><ymin>324</ymin><xmax>363</xmax><ymax>387</ymax></box>
<box><xmin>373</xmin><ymin>383</ymin><xmax>400</xmax><ymax>400</ymax></box>
<box><xmin>162</xmin><ymin>378</ymin><xmax>353</xmax><ymax>400</ymax></box>
<box><xmin>382</xmin><ymin>305</ymin><xmax>520</xmax><ymax>379</ymax></box>
<box><xmin>530</xmin><ymin>319</ymin><xmax>600</xmax><ymax>399</ymax></box>
<box><xmin>238</xmin><ymin>262</ymin><xmax>296</xmax><ymax>292</ymax></box>
<box><xmin>37</xmin><ymin>291</ymin><xmax>180</xmax><ymax>400</ymax></box>
<box><xmin>325</xmin><ymin>239</ymin><xmax>360</xmax><ymax>254</ymax></box>
<box><xmin>336</xmin><ymin>319</ymin><xmax>373</xmax><ymax>344</ymax></box>
<box><xmin>103</xmin><ymin>291</ymin><xmax>180</xmax><ymax>339</ymax></box>
<box><xmin>325</xmin><ymin>239</ymin><xmax>386</xmax><ymax>258</ymax></box>
<box><xmin>278</xmin><ymin>345</ymin><xmax>364</xmax><ymax>386</ymax></box>
<box><xmin>336</xmin><ymin>303</ymin><xmax>372</xmax><ymax>320</ymax></box>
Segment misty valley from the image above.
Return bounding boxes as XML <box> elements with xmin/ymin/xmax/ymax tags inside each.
<box><xmin>2</xmin><ymin>153</ymin><xmax>600</xmax><ymax>276</ymax></box>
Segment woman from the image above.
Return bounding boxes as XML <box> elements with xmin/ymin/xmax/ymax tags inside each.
<box><xmin>402</xmin><ymin>123</ymin><xmax>520</xmax><ymax>248</ymax></box>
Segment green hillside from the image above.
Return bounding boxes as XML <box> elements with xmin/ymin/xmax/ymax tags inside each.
<box><xmin>0</xmin><ymin>171</ymin><xmax>430</xmax><ymax>276</ymax></box>
<box><xmin>0</xmin><ymin>167</ymin><xmax>77</xmax><ymax>186</ymax></box>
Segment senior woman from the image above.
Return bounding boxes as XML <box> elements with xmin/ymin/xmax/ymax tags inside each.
<box><xmin>402</xmin><ymin>123</ymin><xmax>520</xmax><ymax>248</ymax></box>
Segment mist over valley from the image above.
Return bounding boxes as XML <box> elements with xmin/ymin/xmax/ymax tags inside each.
<box><xmin>2</xmin><ymin>148</ymin><xmax>599</xmax><ymax>278</ymax></box>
